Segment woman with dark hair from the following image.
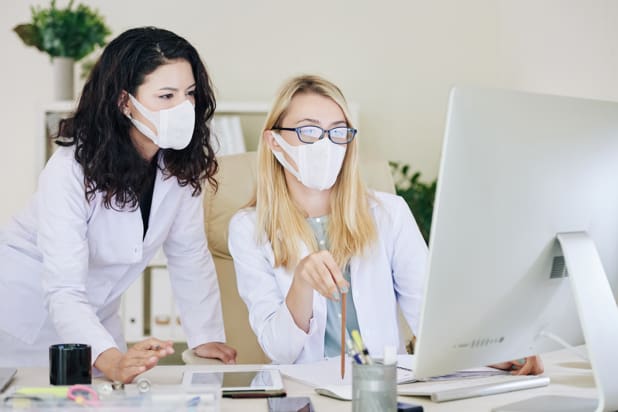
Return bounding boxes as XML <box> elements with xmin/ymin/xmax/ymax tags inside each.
<box><xmin>0</xmin><ymin>27</ymin><xmax>236</xmax><ymax>382</ymax></box>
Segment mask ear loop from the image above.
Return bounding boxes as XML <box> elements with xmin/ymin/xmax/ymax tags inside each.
<box><xmin>270</xmin><ymin>131</ymin><xmax>303</xmax><ymax>182</ymax></box>
<box><xmin>125</xmin><ymin>94</ymin><xmax>161</xmax><ymax>141</ymax></box>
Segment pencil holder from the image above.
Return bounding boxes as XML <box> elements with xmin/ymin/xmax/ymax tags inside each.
<box><xmin>352</xmin><ymin>362</ymin><xmax>397</xmax><ymax>412</ymax></box>
<box><xmin>49</xmin><ymin>343</ymin><xmax>92</xmax><ymax>385</ymax></box>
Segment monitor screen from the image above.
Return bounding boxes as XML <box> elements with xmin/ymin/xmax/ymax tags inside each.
<box><xmin>413</xmin><ymin>86</ymin><xmax>618</xmax><ymax>409</ymax></box>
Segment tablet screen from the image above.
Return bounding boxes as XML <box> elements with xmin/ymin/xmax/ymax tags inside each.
<box><xmin>183</xmin><ymin>369</ymin><xmax>283</xmax><ymax>392</ymax></box>
<box><xmin>190</xmin><ymin>371</ymin><xmax>272</xmax><ymax>387</ymax></box>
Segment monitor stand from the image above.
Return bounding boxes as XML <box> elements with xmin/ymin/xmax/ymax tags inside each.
<box><xmin>494</xmin><ymin>232</ymin><xmax>618</xmax><ymax>412</ymax></box>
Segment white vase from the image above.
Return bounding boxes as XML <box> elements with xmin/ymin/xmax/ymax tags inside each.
<box><xmin>52</xmin><ymin>57</ymin><xmax>75</xmax><ymax>101</ymax></box>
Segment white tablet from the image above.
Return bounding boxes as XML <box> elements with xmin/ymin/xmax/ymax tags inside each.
<box><xmin>182</xmin><ymin>368</ymin><xmax>285</xmax><ymax>398</ymax></box>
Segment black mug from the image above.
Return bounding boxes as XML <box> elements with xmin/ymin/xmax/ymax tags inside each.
<box><xmin>49</xmin><ymin>343</ymin><xmax>92</xmax><ymax>385</ymax></box>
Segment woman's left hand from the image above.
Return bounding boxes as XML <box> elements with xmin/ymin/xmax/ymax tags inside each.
<box><xmin>193</xmin><ymin>342</ymin><xmax>237</xmax><ymax>364</ymax></box>
<box><xmin>491</xmin><ymin>355</ymin><xmax>544</xmax><ymax>375</ymax></box>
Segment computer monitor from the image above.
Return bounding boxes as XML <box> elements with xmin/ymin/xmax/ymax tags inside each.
<box><xmin>413</xmin><ymin>86</ymin><xmax>618</xmax><ymax>411</ymax></box>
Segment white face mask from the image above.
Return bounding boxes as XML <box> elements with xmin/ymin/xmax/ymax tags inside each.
<box><xmin>271</xmin><ymin>131</ymin><xmax>346</xmax><ymax>191</ymax></box>
<box><xmin>126</xmin><ymin>94</ymin><xmax>195</xmax><ymax>150</ymax></box>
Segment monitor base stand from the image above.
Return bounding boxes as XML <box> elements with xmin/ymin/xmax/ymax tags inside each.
<box><xmin>497</xmin><ymin>232</ymin><xmax>618</xmax><ymax>412</ymax></box>
<box><xmin>557</xmin><ymin>232</ymin><xmax>618</xmax><ymax>412</ymax></box>
<box><xmin>492</xmin><ymin>395</ymin><xmax>596</xmax><ymax>412</ymax></box>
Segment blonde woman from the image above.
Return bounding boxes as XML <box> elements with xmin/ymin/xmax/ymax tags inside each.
<box><xmin>228</xmin><ymin>75</ymin><xmax>425</xmax><ymax>365</ymax></box>
<box><xmin>228</xmin><ymin>75</ymin><xmax>542</xmax><ymax>374</ymax></box>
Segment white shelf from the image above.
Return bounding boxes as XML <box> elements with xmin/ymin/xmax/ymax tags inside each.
<box><xmin>39</xmin><ymin>100</ymin><xmax>274</xmax><ymax>173</ymax></box>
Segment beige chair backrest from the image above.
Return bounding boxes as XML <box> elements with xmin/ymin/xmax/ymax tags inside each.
<box><xmin>197</xmin><ymin>151</ymin><xmax>412</xmax><ymax>364</ymax></box>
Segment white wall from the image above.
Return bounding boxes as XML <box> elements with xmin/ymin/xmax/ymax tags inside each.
<box><xmin>1</xmin><ymin>0</ymin><xmax>617</xmax><ymax>225</ymax></box>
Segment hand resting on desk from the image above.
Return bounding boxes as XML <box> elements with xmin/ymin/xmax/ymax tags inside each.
<box><xmin>192</xmin><ymin>342</ymin><xmax>237</xmax><ymax>364</ymax></box>
<box><xmin>491</xmin><ymin>355</ymin><xmax>544</xmax><ymax>375</ymax></box>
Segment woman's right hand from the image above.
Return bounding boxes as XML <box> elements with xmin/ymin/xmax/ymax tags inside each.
<box><xmin>293</xmin><ymin>250</ymin><xmax>349</xmax><ymax>300</ymax></box>
<box><xmin>95</xmin><ymin>338</ymin><xmax>174</xmax><ymax>383</ymax></box>
<box><xmin>286</xmin><ymin>250</ymin><xmax>349</xmax><ymax>332</ymax></box>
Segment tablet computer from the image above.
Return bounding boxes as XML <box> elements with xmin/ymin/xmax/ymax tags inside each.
<box><xmin>182</xmin><ymin>368</ymin><xmax>286</xmax><ymax>398</ymax></box>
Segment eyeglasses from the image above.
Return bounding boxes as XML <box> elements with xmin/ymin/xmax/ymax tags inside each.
<box><xmin>273</xmin><ymin>126</ymin><xmax>357</xmax><ymax>144</ymax></box>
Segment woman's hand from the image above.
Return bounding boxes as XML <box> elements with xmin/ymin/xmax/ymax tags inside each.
<box><xmin>286</xmin><ymin>250</ymin><xmax>349</xmax><ymax>332</ymax></box>
<box><xmin>491</xmin><ymin>355</ymin><xmax>544</xmax><ymax>375</ymax></box>
<box><xmin>193</xmin><ymin>342</ymin><xmax>237</xmax><ymax>364</ymax></box>
<box><xmin>95</xmin><ymin>338</ymin><xmax>174</xmax><ymax>383</ymax></box>
<box><xmin>293</xmin><ymin>250</ymin><xmax>349</xmax><ymax>300</ymax></box>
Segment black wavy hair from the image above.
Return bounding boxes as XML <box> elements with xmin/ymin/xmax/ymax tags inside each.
<box><xmin>57</xmin><ymin>26</ymin><xmax>218</xmax><ymax>209</ymax></box>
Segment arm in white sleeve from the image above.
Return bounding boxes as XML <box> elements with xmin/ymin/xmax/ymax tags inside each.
<box><xmin>228</xmin><ymin>211</ymin><xmax>319</xmax><ymax>364</ymax></box>
<box><xmin>390</xmin><ymin>196</ymin><xmax>428</xmax><ymax>336</ymax></box>
<box><xmin>38</xmin><ymin>150</ymin><xmax>117</xmax><ymax>363</ymax></box>
<box><xmin>163</xmin><ymin>188</ymin><xmax>225</xmax><ymax>349</ymax></box>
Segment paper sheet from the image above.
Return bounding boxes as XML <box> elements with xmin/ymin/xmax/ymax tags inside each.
<box><xmin>278</xmin><ymin>355</ymin><xmax>415</xmax><ymax>387</ymax></box>
<box><xmin>278</xmin><ymin>355</ymin><xmax>509</xmax><ymax>401</ymax></box>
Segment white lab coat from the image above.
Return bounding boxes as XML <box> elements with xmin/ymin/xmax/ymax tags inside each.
<box><xmin>229</xmin><ymin>191</ymin><xmax>427</xmax><ymax>364</ymax></box>
<box><xmin>0</xmin><ymin>147</ymin><xmax>225</xmax><ymax>366</ymax></box>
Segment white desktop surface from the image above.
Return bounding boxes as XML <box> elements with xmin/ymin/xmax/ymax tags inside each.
<box><xmin>5</xmin><ymin>348</ymin><xmax>596</xmax><ymax>411</ymax></box>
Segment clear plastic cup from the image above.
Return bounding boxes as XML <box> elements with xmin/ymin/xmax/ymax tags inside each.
<box><xmin>352</xmin><ymin>362</ymin><xmax>397</xmax><ymax>412</ymax></box>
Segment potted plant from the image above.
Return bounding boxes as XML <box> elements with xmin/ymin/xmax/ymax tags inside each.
<box><xmin>390</xmin><ymin>161</ymin><xmax>437</xmax><ymax>244</ymax></box>
<box><xmin>13</xmin><ymin>0</ymin><xmax>111</xmax><ymax>100</ymax></box>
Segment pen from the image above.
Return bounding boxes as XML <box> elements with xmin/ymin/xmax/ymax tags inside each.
<box><xmin>351</xmin><ymin>330</ymin><xmax>373</xmax><ymax>365</ymax></box>
<box><xmin>345</xmin><ymin>328</ymin><xmax>364</xmax><ymax>365</ymax></box>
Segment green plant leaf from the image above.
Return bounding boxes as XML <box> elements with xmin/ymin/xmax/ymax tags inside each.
<box><xmin>389</xmin><ymin>161</ymin><xmax>437</xmax><ymax>244</ymax></box>
<box><xmin>14</xmin><ymin>0</ymin><xmax>111</xmax><ymax>61</ymax></box>
<box><xmin>13</xmin><ymin>24</ymin><xmax>44</xmax><ymax>51</ymax></box>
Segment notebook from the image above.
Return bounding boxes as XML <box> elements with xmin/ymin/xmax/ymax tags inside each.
<box><xmin>0</xmin><ymin>368</ymin><xmax>16</xmax><ymax>393</ymax></box>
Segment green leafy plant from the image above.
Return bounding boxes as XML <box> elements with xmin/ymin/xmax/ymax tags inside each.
<box><xmin>389</xmin><ymin>161</ymin><xmax>437</xmax><ymax>244</ymax></box>
<box><xmin>13</xmin><ymin>0</ymin><xmax>110</xmax><ymax>61</ymax></box>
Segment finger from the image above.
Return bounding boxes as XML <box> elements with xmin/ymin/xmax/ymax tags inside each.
<box><xmin>298</xmin><ymin>253</ymin><xmax>342</xmax><ymax>297</ymax></box>
<box><xmin>200</xmin><ymin>345</ymin><xmax>235</xmax><ymax>364</ymax></box>
<box><xmin>148</xmin><ymin>339</ymin><xmax>174</xmax><ymax>353</ymax></box>
<box><xmin>131</xmin><ymin>338</ymin><xmax>166</xmax><ymax>351</ymax></box>
<box><xmin>489</xmin><ymin>362</ymin><xmax>512</xmax><ymax>371</ymax></box>
<box><xmin>510</xmin><ymin>358</ymin><xmax>525</xmax><ymax>370</ymax></box>
<box><xmin>299</xmin><ymin>257</ymin><xmax>334</xmax><ymax>298</ymax></box>
<box><xmin>132</xmin><ymin>340</ymin><xmax>174</xmax><ymax>358</ymax></box>
<box><xmin>309</xmin><ymin>264</ymin><xmax>339</xmax><ymax>300</ymax></box>
<box><xmin>216</xmin><ymin>348</ymin><xmax>236</xmax><ymax>364</ymax></box>
<box><xmin>211</xmin><ymin>343</ymin><xmax>237</xmax><ymax>359</ymax></box>
<box><xmin>320</xmin><ymin>251</ymin><xmax>350</xmax><ymax>293</ymax></box>
<box><xmin>127</xmin><ymin>346</ymin><xmax>169</xmax><ymax>361</ymax></box>
<box><xmin>123</xmin><ymin>352</ymin><xmax>158</xmax><ymax>366</ymax></box>
<box><xmin>220</xmin><ymin>345</ymin><xmax>238</xmax><ymax>363</ymax></box>
<box><xmin>530</xmin><ymin>356</ymin><xmax>544</xmax><ymax>374</ymax></box>
<box><xmin>120</xmin><ymin>351</ymin><xmax>162</xmax><ymax>371</ymax></box>
<box><xmin>512</xmin><ymin>358</ymin><xmax>534</xmax><ymax>375</ymax></box>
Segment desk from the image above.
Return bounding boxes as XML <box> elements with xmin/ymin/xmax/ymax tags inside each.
<box><xmin>6</xmin><ymin>348</ymin><xmax>597</xmax><ymax>411</ymax></box>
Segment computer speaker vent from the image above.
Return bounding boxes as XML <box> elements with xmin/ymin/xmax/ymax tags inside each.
<box><xmin>550</xmin><ymin>256</ymin><xmax>568</xmax><ymax>279</ymax></box>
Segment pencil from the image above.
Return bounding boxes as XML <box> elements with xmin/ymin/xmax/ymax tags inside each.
<box><xmin>341</xmin><ymin>291</ymin><xmax>347</xmax><ymax>379</ymax></box>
